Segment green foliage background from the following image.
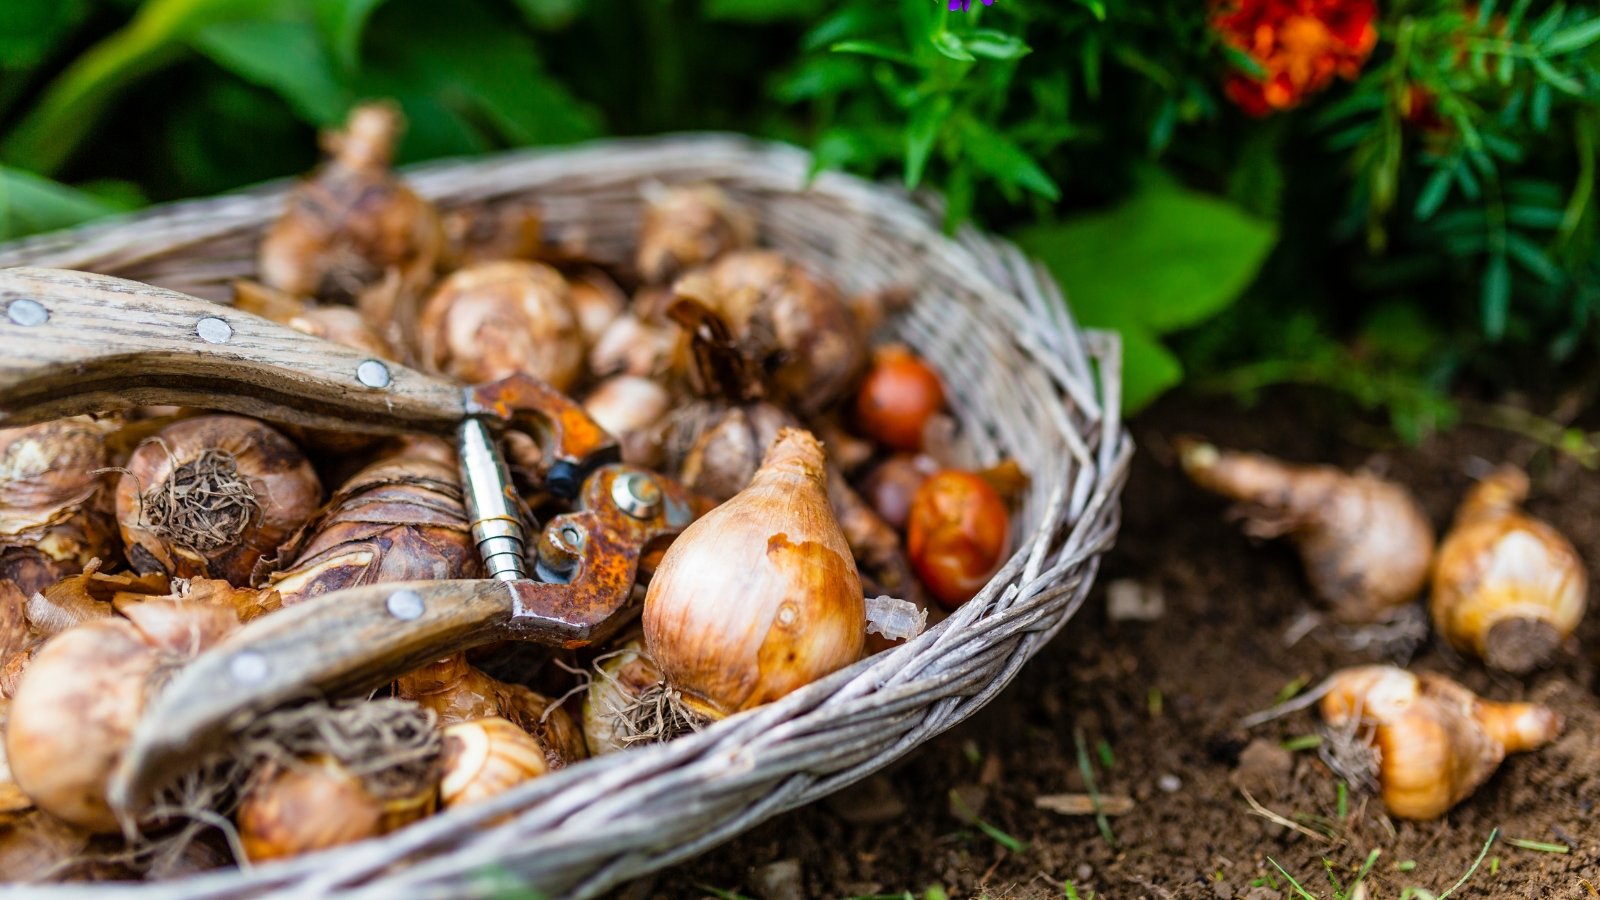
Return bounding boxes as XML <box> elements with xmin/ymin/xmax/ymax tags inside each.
<box><xmin>1</xmin><ymin>0</ymin><xmax>1597</xmax><ymax>434</ymax></box>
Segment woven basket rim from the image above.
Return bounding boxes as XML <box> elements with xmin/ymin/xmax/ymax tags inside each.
<box><xmin>0</xmin><ymin>134</ymin><xmax>1132</xmax><ymax>899</ymax></box>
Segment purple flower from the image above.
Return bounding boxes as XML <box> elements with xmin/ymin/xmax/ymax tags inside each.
<box><xmin>948</xmin><ymin>0</ymin><xmax>995</xmax><ymax>10</ymax></box>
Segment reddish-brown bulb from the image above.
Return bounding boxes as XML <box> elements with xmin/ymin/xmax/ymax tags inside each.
<box><xmin>907</xmin><ymin>470</ymin><xmax>1010</xmax><ymax>608</ymax></box>
<box><xmin>855</xmin><ymin>346</ymin><xmax>945</xmax><ymax>452</ymax></box>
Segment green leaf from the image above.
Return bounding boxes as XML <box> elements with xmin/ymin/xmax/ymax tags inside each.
<box><xmin>904</xmin><ymin>95</ymin><xmax>950</xmax><ymax>190</ymax></box>
<box><xmin>830</xmin><ymin>39</ymin><xmax>919</xmax><ymax>66</ymax></box>
<box><xmin>1</xmin><ymin>0</ymin><xmax>283</xmax><ymax>174</ymax></box>
<box><xmin>192</xmin><ymin>17</ymin><xmax>349</xmax><ymax>125</ymax></box>
<box><xmin>961</xmin><ymin>28</ymin><xmax>1029</xmax><ymax>61</ymax></box>
<box><xmin>930</xmin><ymin>30</ymin><xmax>975</xmax><ymax>62</ymax></box>
<box><xmin>1016</xmin><ymin>175</ymin><xmax>1277</xmax><ymax>410</ymax></box>
<box><xmin>1543</xmin><ymin>17</ymin><xmax>1600</xmax><ymax>54</ymax></box>
<box><xmin>1415</xmin><ymin>167</ymin><xmax>1454</xmax><ymax>220</ymax></box>
<box><xmin>354</xmin><ymin>0</ymin><xmax>601</xmax><ymax>157</ymax></box>
<box><xmin>1073</xmin><ymin>0</ymin><xmax>1107</xmax><ymax>22</ymax></box>
<box><xmin>309</xmin><ymin>0</ymin><xmax>388</xmax><ymax>70</ymax></box>
<box><xmin>704</xmin><ymin>0</ymin><xmax>824</xmax><ymax>23</ymax></box>
<box><xmin>957</xmin><ymin>118</ymin><xmax>1059</xmax><ymax>200</ymax></box>
<box><xmin>0</xmin><ymin>165</ymin><xmax>138</xmax><ymax>241</ymax></box>
<box><xmin>0</xmin><ymin>0</ymin><xmax>89</xmax><ymax>70</ymax></box>
<box><xmin>1116</xmin><ymin>328</ymin><xmax>1187</xmax><ymax>415</ymax></box>
<box><xmin>1481</xmin><ymin>252</ymin><xmax>1510</xmax><ymax>339</ymax></box>
<box><xmin>1505</xmin><ymin>233</ymin><xmax>1561</xmax><ymax>282</ymax></box>
<box><xmin>511</xmin><ymin>0</ymin><xmax>585</xmax><ymax>29</ymax></box>
<box><xmin>773</xmin><ymin>56</ymin><xmax>867</xmax><ymax>103</ymax></box>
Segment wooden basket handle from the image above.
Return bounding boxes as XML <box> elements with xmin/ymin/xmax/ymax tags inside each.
<box><xmin>0</xmin><ymin>267</ymin><xmax>464</xmax><ymax>433</ymax></box>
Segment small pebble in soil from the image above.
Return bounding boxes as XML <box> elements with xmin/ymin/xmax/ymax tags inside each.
<box><xmin>750</xmin><ymin>858</ymin><xmax>804</xmax><ymax>900</ymax></box>
<box><xmin>1229</xmin><ymin>737</ymin><xmax>1294</xmax><ymax>800</ymax></box>
<box><xmin>1075</xmin><ymin>863</ymin><xmax>1093</xmax><ymax>881</ymax></box>
<box><xmin>1158</xmin><ymin>773</ymin><xmax>1182</xmax><ymax>793</ymax></box>
<box><xmin>1107</xmin><ymin>578</ymin><xmax>1166</xmax><ymax>621</ymax></box>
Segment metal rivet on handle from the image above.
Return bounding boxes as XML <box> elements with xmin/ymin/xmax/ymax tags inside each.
<box><xmin>5</xmin><ymin>299</ymin><xmax>47</xmax><ymax>327</ymax></box>
<box><xmin>195</xmin><ymin>316</ymin><xmax>233</xmax><ymax>344</ymax></box>
<box><xmin>611</xmin><ymin>472</ymin><xmax>662</xmax><ymax>519</ymax></box>
<box><xmin>386</xmin><ymin>589</ymin><xmax>425</xmax><ymax>621</ymax></box>
<box><xmin>357</xmin><ymin>359</ymin><xmax>392</xmax><ymax>388</ymax></box>
<box><xmin>229</xmin><ymin>651</ymin><xmax>269</xmax><ymax>685</ymax></box>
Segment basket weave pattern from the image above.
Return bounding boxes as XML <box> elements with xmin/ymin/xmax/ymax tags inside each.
<box><xmin>0</xmin><ymin>136</ymin><xmax>1131</xmax><ymax>899</ymax></box>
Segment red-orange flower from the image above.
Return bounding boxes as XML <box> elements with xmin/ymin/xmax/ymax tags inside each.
<box><xmin>1213</xmin><ymin>0</ymin><xmax>1380</xmax><ymax>116</ymax></box>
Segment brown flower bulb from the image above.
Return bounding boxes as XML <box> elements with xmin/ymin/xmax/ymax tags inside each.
<box><xmin>645</xmin><ymin>429</ymin><xmax>865</xmax><ymax>720</ymax></box>
<box><xmin>418</xmin><ymin>261</ymin><xmax>584</xmax><ymax>391</ymax></box>
<box><xmin>235</xmin><ymin>699</ymin><xmax>440</xmax><ymax>862</ymax></box>
<box><xmin>674</xmin><ymin>251</ymin><xmax>867</xmax><ymax>415</ymax></box>
<box><xmin>267</xmin><ymin>438</ymin><xmax>479</xmax><ymax>607</ymax></box>
<box><xmin>636</xmin><ymin>184</ymin><xmax>756</xmax><ymax>284</ymax></box>
<box><xmin>1179</xmin><ymin>441</ymin><xmax>1435</xmax><ymax>623</ymax></box>
<box><xmin>257</xmin><ymin>102</ymin><xmax>443</xmax><ymax>306</ymax></box>
<box><xmin>1319</xmin><ymin>665</ymin><xmax>1560</xmax><ymax>820</ymax></box>
<box><xmin>115</xmin><ymin>415</ymin><xmax>321</xmax><ymax>585</ymax></box>
<box><xmin>583</xmin><ymin>375</ymin><xmax>673</xmax><ymax>467</ymax></box>
<box><xmin>581</xmin><ymin>639</ymin><xmax>665</xmax><ymax>755</ymax></box>
<box><xmin>438</xmin><ymin>717</ymin><xmax>551</xmax><ymax>810</ymax></box>
<box><xmin>395</xmin><ymin>654</ymin><xmax>585</xmax><ymax>769</ymax></box>
<box><xmin>1431</xmin><ymin>467</ymin><xmax>1587</xmax><ymax>674</ymax></box>
<box><xmin>570</xmin><ymin>268</ymin><xmax>628</xmax><ymax>349</ymax></box>
<box><xmin>6</xmin><ymin>599</ymin><xmax>243</xmax><ymax>831</ymax></box>
<box><xmin>0</xmin><ymin>418</ymin><xmax>117</xmax><ymax>598</ymax></box>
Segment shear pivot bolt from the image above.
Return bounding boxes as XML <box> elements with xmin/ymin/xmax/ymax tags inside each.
<box><xmin>386</xmin><ymin>589</ymin><xmax>426</xmax><ymax>621</ymax></box>
<box><xmin>612</xmin><ymin>472</ymin><xmax>662</xmax><ymax>519</ymax></box>
<box><xmin>229</xmin><ymin>651</ymin><xmax>269</xmax><ymax>685</ymax></box>
<box><xmin>195</xmin><ymin>316</ymin><xmax>232</xmax><ymax>344</ymax></box>
<box><xmin>5</xmin><ymin>299</ymin><xmax>47</xmax><ymax>327</ymax></box>
<box><xmin>357</xmin><ymin>359</ymin><xmax>392</xmax><ymax>388</ymax></box>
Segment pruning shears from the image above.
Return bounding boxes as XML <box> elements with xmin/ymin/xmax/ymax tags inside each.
<box><xmin>0</xmin><ymin>267</ymin><xmax>707</xmax><ymax>818</ymax></box>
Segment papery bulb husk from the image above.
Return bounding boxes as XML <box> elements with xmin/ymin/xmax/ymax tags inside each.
<box><xmin>5</xmin><ymin>619</ymin><xmax>161</xmax><ymax>831</ymax></box>
<box><xmin>235</xmin><ymin>697</ymin><xmax>441</xmax><ymax>862</ymax></box>
<box><xmin>116</xmin><ymin>415</ymin><xmax>321</xmax><ymax>585</ymax></box>
<box><xmin>418</xmin><ymin>261</ymin><xmax>584</xmax><ymax>391</ymax></box>
<box><xmin>0</xmin><ymin>418</ymin><xmax>118</xmax><ymax>595</ymax></box>
<box><xmin>1178</xmin><ymin>441</ymin><xmax>1435</xmax><ymax>623</ymax></box>
<box><xmin>582</xmin><ymin>639</ymin><xmax>664</xmax><ymax>755</ymax></box>
<box><xmin>439</xmin><ymin>717</ymin><xmax>551</xmax><ymax>811</ymax></box>
<box><xmin>396</xmin><ymin>654</ymin><xmax>584</xmax><ymax>769</ymax></box>
<box><xmin>1319</xmin><ymin>665</ymin><xmax>1561</xmax><ymax>820</ymax></box>
<box><xmin>636</xmin><ymin>184</ymin><xmax>756</xmax><ymax>284</ymax></box>
<box><xmin>267</xmin><ymin>440</ymin><xmax>478</xmax><ymax>606</ymax></box>
<box><xmin>645</xmin><ymin>429</ymin><xmax>864</xmax><ymax>719</ymax></box>
<box><xmin>258</xmin><ymin>102</ymin><xmax>443</xmax><ymax>305</ymax></box>
<box><xmin>583</xmin><ymin>375</ymin><xmax>673</xmax><ymax>468</ymax></box>
<box><xmin>677</xmin><ymin>251</ymin><xmax>867</xmax><ymax>415</ymax></box>
<box><xmin>570</xmin><ymin>268</ymin><xmax>628</xmax><ymax>348</ymax></box>
<box><xmin>1431</xmin><ymin>467</ymin><xmax>1586</xmax><ymax>674</ymax></box>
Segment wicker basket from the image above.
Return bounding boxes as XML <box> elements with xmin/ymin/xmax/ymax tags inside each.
<box><xmin>0</xmin><ymin>134</ymin><xmax>1131</xmax><ymax>898</ymax></box>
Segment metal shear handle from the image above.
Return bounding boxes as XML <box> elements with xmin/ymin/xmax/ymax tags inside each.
<box><xmin>0</xmin><ymin>268</ymin><xmax>615</xmax><ymax>491</ymax></box>
<box><xmin>110</xmin><ymin>465</ymin><xmax>706</xmax><ymax>815</ymax></box>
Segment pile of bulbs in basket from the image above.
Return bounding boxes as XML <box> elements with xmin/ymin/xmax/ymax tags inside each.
<box><xmin>0</xmin><ymin>104</ymin><xmax>1025</xmax><ymax>880</ymax></box>
<box><xmin>1179</xmin><ymin>439</ymin><xmax>1583</xmax><ymax>822</ymax></box>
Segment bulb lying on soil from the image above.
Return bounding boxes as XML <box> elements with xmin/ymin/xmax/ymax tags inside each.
<box><xmin>1178</xmin><ymin>440</ymin><xmax>1435</xmax><ymax>623</ymax></box>
<box><xmin>1431</xmin><ymin>466</ymin><xmax>1587</xmax><ymax>674</ymax></box>
<box><xmin>1318</xmin><ymin>665</ymin><xmax>1561</xmax><ymax>820</ymax></box>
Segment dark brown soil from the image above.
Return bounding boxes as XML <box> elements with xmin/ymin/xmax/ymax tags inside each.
<box><xmin>634</xmin><ymin>389</ymin><xmax>1600</xmax><ymax>900</ymax></box>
